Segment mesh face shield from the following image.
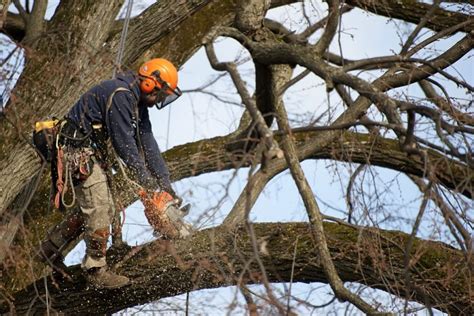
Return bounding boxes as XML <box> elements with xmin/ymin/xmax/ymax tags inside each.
<box><xmin>154</xmin><ymin>86</ymin><xmax>182</xmax><ymax>110</ymax></box>
<box><xmin>152</xmin><ymin>71</ymin><xmax>182</xmax><ymax>110</ymax></box>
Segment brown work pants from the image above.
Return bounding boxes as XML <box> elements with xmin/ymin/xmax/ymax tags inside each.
<box><xmin>75</xmin><ymin>162</ymin><xmax>114</xmax><ymax>269</ymax></box>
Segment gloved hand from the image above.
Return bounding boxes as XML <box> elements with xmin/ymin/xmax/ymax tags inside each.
<box><xmin>139</xmin><ymin>190</ymin><xmax>192</xmax><ymax>239</ymax></box>
<box><xmin>157</xmin><ymin>180</ymin><xmax>182</xmax><ymax>206</ymax></box>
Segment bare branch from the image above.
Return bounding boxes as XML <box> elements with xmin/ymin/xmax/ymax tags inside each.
<box><xmin>225</xmin><ymin>27</ymin><xmax>471</xmax><ymax>116</ymax></box>
<box><xmin>380</xmin><ymin>34</ymin><xmax>473</xmax><ymax>90</ymax></box>
<box><xmin>419</xmin><ymin>79</ymin><xmax>474</xmax><ymax>126</ymax></box>
<box><xmin>409</xmin><ymin>176</ymin><xmax>471</xmax><ymax>251</ymax></box>
<box><xmin>344</xmin><ymin>0</ymin><xmax>473</xmax><ymax>33</ymax></box>
<box><xmin>402</xmin><ymin>109</ymin><xmax>417</xmax><ymax>154</ymax></box>
<box><xmin>400</xmin><ymin>0</ymin><xmax>441</xmax><ymax>55</ymax></box>
<box><xmin>346</xmin><ymin>165</ymin><xmax>366</xmax><ymax>224</ymax></box>
<box><xmin>404</xmin><ymin>57</ymin><xmax>474</xmax><ymax>92</ymax></box>
<box><xmin>300</xmin><ymin>4</ymin><xmax>353</xmax><ymax>40</ymax></box>
<box><xmin>273</xmin><ymin>70</ymin><xmax>381</xmax><ymax>314</ymax></box>
<box><xmin>398</xmin><ymin>102</ymin><xmax>474</xmax><ymax>135</ymax></box>
<box><xmin>263</xmin><ymin>5</ymin><xmax>353</xmax><ymax>45</ymax></box>
<box><xmin>11</xmin><ymin>0</ymin><xmax>27</xmax><ymax>22</ymax></box>
<box><xmin>403</xmin><ymin>180</ymin><xmax>432</xmax><ymax>308</ymax></box>
<box><xmin>23</xmin><ymin>0</ymin><xmax>48</xmax><ymax>45</ymax></box>
<box><xmin>277</xmin><ymin>69</ymin><xmax>311</xmax><ymax>96</ymax></box>
<box><xmin>313</xmin><ymin>0</ymin><xmax>340</xmax><ymax>55</ymax></box>
<box><xmin>405</xmin><ymin>19</ymin><xmax>473</xmax><ymax>58</ymax></box>
<box><xmin>203</xmin><ymin>31</ymin><xmax>282</xmax><ymax>161</ymax></box>
<box><xmin>240</xmin><ymin>285</ymin><xmax>260</xmax><ymax>316</ymax></box>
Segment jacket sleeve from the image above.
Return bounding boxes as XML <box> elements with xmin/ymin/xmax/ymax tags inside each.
<box><xmin>138</xmin><ymin>108</ymin><xmax>174</xmax><ymax>194</ymax></box>
<box><xmin>107</xmin><ymin>91</ymin><xmax>157</xmax><ymax>189</ymax></box>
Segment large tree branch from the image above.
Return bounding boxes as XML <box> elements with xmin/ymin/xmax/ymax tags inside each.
<box><xmin>272</xmin><ymin>65</ymin><xmax>379</xmax><ymax>313</ymax></box>
<box><xmin>3</xmin><ymin>130</ymin><xmax>470</xmax><ymax>293</ymax></box>
<box><xmin>345</xmin><ymin>0</ymin><xmax>473</xmax><ymax>33</ymax></box>
<box><xmin>22</xmin><ymin>0</ymin><xmax>47</xmax><ymax>45</ymax></box>
<box><xmin>4</xmin><ymin>0</ymin><xmax>472</xmax><ymax>43</ymax></box>
<box><xmin>3</xmin><ymin>222</ymin><xmax>470</xmax><ymax>315</ymax></box>
<box><xmin>165</xmin><ymin>131</ymin><xmax>473</xmax><ymax>200</ymax></box>
<box><xmin>313</xmin><ymin>0</ymin><xmax>340</xmax><ymax>55</ymax></box>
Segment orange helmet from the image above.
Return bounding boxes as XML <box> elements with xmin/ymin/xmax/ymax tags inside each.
<box><xmin>138</xmin><ymin>58</ymin><xmax>182</xmax><ymax>109</ymax></box>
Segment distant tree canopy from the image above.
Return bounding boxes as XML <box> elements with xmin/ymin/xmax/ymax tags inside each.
<box><xmin>0</xmin><ymin>0</ymin><xmax>472</xmax><ymax>315</ymax></box>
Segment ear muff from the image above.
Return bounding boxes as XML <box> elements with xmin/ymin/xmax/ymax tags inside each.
<box><xmin>140</xmin><ymin>77</ymin><xmax>157</xmax><ymax>94</ymax></box>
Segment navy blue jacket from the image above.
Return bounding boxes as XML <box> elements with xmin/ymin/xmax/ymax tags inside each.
<box><xmin>66</xmin><ymin>72</ymin><xmax>171</xmax><ymax>191</ymax></box>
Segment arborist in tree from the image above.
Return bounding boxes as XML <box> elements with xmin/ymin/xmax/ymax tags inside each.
<box><xmin>35</xmin><ymin>58</ymin><xmax>192</xmax><ymax>289</ymax></box>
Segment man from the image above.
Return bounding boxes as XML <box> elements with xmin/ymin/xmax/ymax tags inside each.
<box><xmin>38</xmin><ymin>58</ymin><xmax>188</xmax><ymax>289</ymax></box>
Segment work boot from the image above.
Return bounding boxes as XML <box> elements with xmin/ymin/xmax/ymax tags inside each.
<box><xmin>83</xmin><ymin>227</ymin><xmax>129</xmax><ymax>288</ymax></box>
<box><xmin>86</xmin><ymin>267</ymin><xmax>129</xmax><ymax>289</ymax></box>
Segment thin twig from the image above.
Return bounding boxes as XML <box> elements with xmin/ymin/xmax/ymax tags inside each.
<box><xmin>400</xmin><ymin>0</ymin><xmax>441</xmax><ymax>55</ymax></box>
<box><xmin>286</xmin><ymin>236</ymin><xmax>298</xmax><ymax>316</ymax></box>
<box><xmin>203</xmin><ymin>33</ymin><xmax>282</xmax><ymax>161</ymax></box>
<box><xmin>346</xmin><ymin>165</ymin><xmax>365</xmax><ymax>224</ymax></box>
<box><xmin>12</xmin><ymin>0</ymin><xmax>28</xmax><ymax>22</ymax></box>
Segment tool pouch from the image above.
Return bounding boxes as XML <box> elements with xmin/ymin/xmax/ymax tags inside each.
<box><xmin>58</xmin><ymin>118</ymin><xmax>91</xmax><ymax>148</ymax></box>
<box><xmin>32</xmin><ymin>118</ymin><xmax>60</xmax><ymax>162</ymax></box>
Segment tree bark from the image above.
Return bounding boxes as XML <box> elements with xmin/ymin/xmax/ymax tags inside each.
<box><xmin>3</xmin><ymin>222</ymin><xmax>470</xmax><ymax>315</ymax></box>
